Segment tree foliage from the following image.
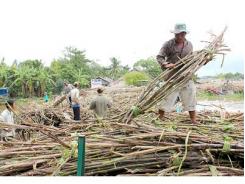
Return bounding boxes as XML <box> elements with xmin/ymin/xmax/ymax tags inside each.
<box><xmin>216</xmin><ymin>72</ymin><xmax>244</xmax><ymax>80</ymax></box>
<box><xmin>2</xmin><ymin>59</ymin><xmax>55</xmax><ymax>97</ymax></box>
<box><xmin>108</xmin><ymin>57</ymin><xmax>129</xmax><ymax>80</ymax></box>
<box><xmin>133</xmin><ymin>57</ymin><xmax>161</xmax><ymax>78</ymax></box>
<box><xmin>124</xmin><ymin>71</ymin><xmax>149</xmax><ymax>86</ymax></box>
<box><xmin>0</xmin><ymin>48</ymin><xmax>130</xmax><ymax>97</ymax></box>
<box><xmin>2</xmin><ymin>48</ymin><xmax>242</xmax><ymax>98</ymax></box>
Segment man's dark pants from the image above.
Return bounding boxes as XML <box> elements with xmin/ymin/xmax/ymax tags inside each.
<box><xmin>72</xmin><ymin>105</ymin><xmax>81</xmax><ymax>120</ymax></box>
<box><xmin>68</xmin><ymin>96</ymin><xmax>72</xmax><ymax>107</ymax></box>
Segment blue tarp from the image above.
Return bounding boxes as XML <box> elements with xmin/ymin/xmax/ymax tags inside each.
<box><xmin>0</xmin><ymin>88</ymin><xmax>8</xmax><ymax>96</ymax></box>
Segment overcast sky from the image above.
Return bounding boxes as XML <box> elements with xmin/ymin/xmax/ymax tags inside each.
<box><xmin>0</xmin><ymin>0</ymin><xmax>244</xmax><ymax>76</ymax></box>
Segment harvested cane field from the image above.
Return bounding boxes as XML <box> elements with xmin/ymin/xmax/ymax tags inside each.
<box><xmin>0</xmin><ymin>87</ymin><xmax>244</xmax><ymax>176</ymax></box>
<box><xmin>0</xmin><ymin>28</ymin><xmax>244</xmax><ymax>177</ymax></box>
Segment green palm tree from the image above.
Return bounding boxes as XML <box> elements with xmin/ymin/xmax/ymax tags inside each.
<box><xmin>110</xmin><ymin>57</ymin><xmax>121</xmax><ymax>80</ymax></box>
<box><xmin>37</xmin><ymin>68</ymin><xmax>56</xmax><ymax>96</ymax></box>
<box><xmin>9</xmin><ymin>66</ymin><xmax>37</xmax><ymax>97</ymax></box>
<box><xmin>74</xmin><ymin>69</ymin><xmax>90</xmax><ymax>87</ymax></box>
<box><xmin>0</xmin><ymin>65</ymin><xmax>9</xmax><ymax>87</ymax></box>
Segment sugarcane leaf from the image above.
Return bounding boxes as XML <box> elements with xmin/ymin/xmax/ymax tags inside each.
<box><xmin>222</xmin><ymin>136</ymin><xmax>233</xmax><ymax>153</ymax></box>
<box><xmin>131</xmin><ymin>106</ymin><xmax>142</xmax><ymax>117</ymax></box>
<box><xmin>208</xmin><ymin>165</ymin><xmax>219</xmax><ymax>176</ymax></box>
<box><xmin>222</xmin><ymin>141</ymin><xmax>230</xmax><ymax>153</ymax></box>
<box><xmin>158</xmin><ymin>129</ymin><xmax>165</xmax><ymax>144</ymax></box>
<box><xmin>177</xmin><ymin>131</ymin><xmax>191</xmax><ymax>175</ymax></box>
<box><xmin>172</xmin><ymin>153</ymin><xmax>181</xmax><ymax>167</ymax></box>
<box><xmin>167</xmin><ymin>123</ymin><xmax>177</xmax><ymax>131</ymax></box>
<box><xmin>223</xmin><ymin>124</ymin><xmax>234</xmax><ymax>132</ymax></box>
<box><xmin>224</xmin><ymin>136</ymin><xmax>233</xmax><ymax>142</ymax></box>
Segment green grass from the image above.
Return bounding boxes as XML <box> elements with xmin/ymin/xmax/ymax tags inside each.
<box><xmin>15</xmin><ymin>97</ymin><xmax>43</xmax><ymax>105</ymax></box>
<box><xmin>197</xmin><ymin>91</ymin><xmax>244</xmax><ymax>101</ymax></box>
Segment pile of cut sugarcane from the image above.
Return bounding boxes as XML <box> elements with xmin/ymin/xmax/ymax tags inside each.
<box><xmin>0</xmin><ymin>109</ymin><xmax>243</xmax><ymax>176</ymax></box>
<box><xmin>0</xmin><ymin>28</ymin><xmax>243</xmax><ymax>176</ymax></box>
<box><xmin>121</xmin><ymin>27</ymin><xmax>230</xmax><ymax>123</ymax></box>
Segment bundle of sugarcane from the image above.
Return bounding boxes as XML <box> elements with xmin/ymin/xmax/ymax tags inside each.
<box><xmin>0</xmin><ymin>110</ymin><xmax>243</xmax><ymax>176</ymax></box>
<box><xmin>17</xmin><ymin>101</ymin><xmax>96</xmax><ymax>127</ymax></box>
<box><xmin>18</xmin><ymin>107</ymin><xmax>67</xmax><ymax>127</ymax></box>
<box><xmin>52</xmin><ymin>95</ymin><xmax>67</xmax><ymax>107</ymax></box>
<box><xmin>121</xmin><ymin>28</ymin><xmax>230</xmax><ymax>123</ymax></box>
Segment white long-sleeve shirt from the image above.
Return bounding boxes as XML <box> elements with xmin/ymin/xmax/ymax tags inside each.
<box><xmin>70</xmin><ymin>88</ymin><xmax>80</xmax><ymax>105</ymax></box>
<box><xmin>0</xmin><ymin>109</ymin><xmax>15</xmax><ymax>137</ymax></box>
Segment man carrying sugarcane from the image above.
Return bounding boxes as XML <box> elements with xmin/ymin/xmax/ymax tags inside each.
<box><xmin>156</xmin><ymin>23</ymin><xmax>197</xmax><ymax>124</ymax></box>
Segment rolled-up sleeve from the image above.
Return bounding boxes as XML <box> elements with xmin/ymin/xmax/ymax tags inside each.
<box><xmin>156</xmin><ymin>41</ymin><xmax>169</xmax><ymax>65</ymax></box>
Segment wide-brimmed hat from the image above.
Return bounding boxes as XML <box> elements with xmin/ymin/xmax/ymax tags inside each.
<box><xmin>170</xmin><ymin>23</ymin><xmax>189</xmax><ymax>34</ymax></box>
<box><xmin>73</xmin><ymin>82</ymin><xmax>79</xmax><ymax>86</ymax></box>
